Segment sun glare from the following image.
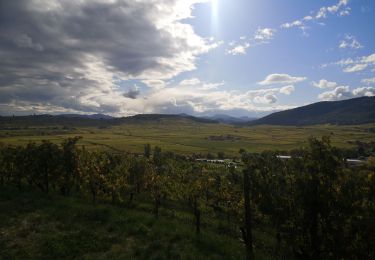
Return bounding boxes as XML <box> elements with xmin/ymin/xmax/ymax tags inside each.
<box><xmin>211</xmin><ymin>0</ymin><xmax>218</xmax><ymax>16</ymax></box>
<box><xmin>211</xmin><ymin>0</ymin><xmax>219</xmax><ymax>33</ymax></box>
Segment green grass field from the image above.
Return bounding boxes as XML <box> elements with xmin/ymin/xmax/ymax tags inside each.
<box><xmin>1</xmin><ymin>119</ymin><xmax>375</xmax><ymax>155</ymax></box>
<box><xmin>0</xmin><ymin>188</ymin><xmax>280</xmax><ymax>259</ymax></box>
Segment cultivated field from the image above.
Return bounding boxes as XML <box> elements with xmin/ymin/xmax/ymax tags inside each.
<box><xmin>1</xmin><ymin>119</ymin><xmax>375</xmax><ymax>155</ymax></box>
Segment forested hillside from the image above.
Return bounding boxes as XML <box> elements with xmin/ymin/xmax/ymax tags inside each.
<box><xmin>252</xmin><ymin>96</ymin><xmax>375</xmax><ymax>125</ymax></box>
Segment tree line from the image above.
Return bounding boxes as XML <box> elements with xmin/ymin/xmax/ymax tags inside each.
<box><xmin>0</xmin><ymin>136</ymin><xmax>374</xmax><ymax>259</ymax></box>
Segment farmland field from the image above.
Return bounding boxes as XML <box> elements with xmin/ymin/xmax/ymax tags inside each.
<box><xmin>1</xmin><ymin>118</ymin><xmax>374</xmax><ymax>155</ymax></box>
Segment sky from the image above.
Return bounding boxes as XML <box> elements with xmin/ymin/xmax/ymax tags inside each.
<box><xmin>0</xmin><ymin>0</ymin><xmax>374</xmax><ymax>117</ymax></box>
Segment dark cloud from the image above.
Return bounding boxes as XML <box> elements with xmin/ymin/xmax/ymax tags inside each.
<box><xmin>123</xmin><ymin>88</ymin><xmax>140</xmax><ymax>99</ymax></box>
<box><xmin>0</xmin><ymin>0</ymin><xmax>214</xmax><ymax>115</ymax></box>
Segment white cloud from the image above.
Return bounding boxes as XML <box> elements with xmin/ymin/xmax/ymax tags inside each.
<box><xmin>362</xmin><ymin>53</ymin><xmax>375</xmax><ymax>64</ymax></box>
<box><xmin>312</xmin><ymin>79</ymin><xmax>338</xmax><ymax>89</ymax></box>
<box><xmin>178</xmin><ymin>78</ymin><xmax>224</xmax><ymax>90</ymax></box>
<box><xmin>228</xmin><ymin>27</ymin><xmax>277</xmax><ymax>56</ymax></box>
<box><xmin>325</xmin><ymin>53</ymin><xmax>375</xmax><ymax>73</ymax></box>
<box><xmin>318</xmin><ymin>85</ymin><xmax>375</xmax><ymax>101</ymax></box>
<box><xmin>254</xmin><ymin>28</ymin><xmax>276</xmax><ymax>41</ymax></box>
<box><xmin>339</xmin><ymin>8</ymin><xmax>351</xmax><ymax>16</ymax></box>
<box><xmin>259</xmin><ymin>73</ymin><xmax>306</xmax><ymax>85</ymax></box>
<box><xmin>179</xmin><ymin>78</ymin><xmax>201</xmax><ymax>86</ymax></box>
<box><xmin>227</xmin><ymin>42</ymin><xmax>250</xmax><ymax>55</ymax></box>
<box><xmin>316</xmin><ymin>0</ymin><xmax>349</xmax><ymax>19</ymax></box>
<box><xmin>344</xmin><ymin>64</ymin><xmax>368</xmax><ymax>73</ymax></box>
<box><xmin>362</xmin><ymin>77</ymin><xmax>375</xmax><ymax>85</ymax></box>
<box><xmin>199</xmin><ymin>82</ymin><xmax>225</xmax><ymax>90</ymax></box>
<box><xmin>318</xmin><ymin>86</ymin><xmax>352</xmax><ymax>101</ymax></box>
<box><xmin>254</xmin><ymin>94</ymin><xmax>277</xmax><ymax>104</ymax></box>
<box><xmin>281</xmin><ymin>0</ymin><xmax>350</xmax><ymax>31</ymax></box>
<box><xmin>279</xmin><ymin>85</ymin><xmax>295</xmax><ymax>95</ymax></box>
<box><xmin>339</xmin><ymin>34</ymin><xmax>363</xmax><ymax>49</ymax></box>
<box><xmin>281</xmin><ymin>20</ymin><xmax>303</xmax><ymax>29</ymax></box>
<box><xmin>352</xmin><ymin>87</ymin><xmax>375</xmax><ymax>97</ymax></box>
<box><xmin>140</xmin><ymin>85</ymin><xmax>290</xmax><ymax>116</ymax></box>
<box><xmin>141</xmin><ymin>79</ymin><xmax>166</xmax><ymax>89</ymax></box>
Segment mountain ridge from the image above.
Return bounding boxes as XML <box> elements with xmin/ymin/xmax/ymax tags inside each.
<box><xmin>250</xmin><ymin>96</ymin><xmax>375</xmax><ymax>125</ymax></box>
<box><xmin>1</xmin><ymin>97</ymin><xmax>374</xmax><ymax>126</ymax></box>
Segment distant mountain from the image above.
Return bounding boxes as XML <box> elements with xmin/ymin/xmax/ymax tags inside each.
<box><xmin>203</xmin><ymin>114</ymin><xmax>257</xmax><ymax>124</ymax></box>
<box><xmin>0</xmin><ymin>113</ymin><xmax>216</xmax><ymax>127</ymax></box>
<box><xmin>120</xmin><ymin>114</ymin><xmax>216</xmax><ymax>124</ymax></box>
<box><xmin>59</xmin><ymin>113</ymin><xmax>114</xmax><ymax>120</ymax></box>
<box><xmin>251</xmin><ymin>96</ymin><xmax>375</xmax><ymax>126</ymax></box>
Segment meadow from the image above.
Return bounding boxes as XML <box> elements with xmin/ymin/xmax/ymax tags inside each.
<box><xmin>0</xmin><ymin>187</ymin><xmax>251</xmax><ymax>259</ymax></box>
<box><xmin>1</xmin><ymin>118</ymin><xmax>375</xmax><ymax>156</ymax></box>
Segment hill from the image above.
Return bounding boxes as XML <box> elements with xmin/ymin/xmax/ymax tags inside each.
<box><xmin>203</xmin><ymin>114</ymin><xmax>257</xmax><ymax>124</ymax></box>
<box><xmin>0</xmin><ymin>113</ymin><xmax>216</xmax><ymax>128</ymax></box>
<box><xmin>59</xmin><ymin>113</ymin><xmax>114</xmax><ymax>120</ymax></box>
<box><xmin>120</xmin><ymin>114</ymin><xmax>217</xmax><ymax>124</ymax></box>
<box><xmin>251</xmin><ymin>96</ymin><xmax>375</xmax><ymax>125</ymax></box>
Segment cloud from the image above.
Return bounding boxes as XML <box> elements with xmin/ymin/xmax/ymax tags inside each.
<box><xmin>0</xmin><ymin>0</ymin><xmax>219</xmax><ymax>116</ymax></box>
<box><xmin>227</xmin><ymin>27</ymin><xmax>277</xmax><ymax>56</ymax></box>
<box><xmin>281</xmin><ymin>20</ymin><xmax>303</xmax><ymax>29</ymax></box>
<box><xmin>141</xmin><ymin>79</ymin><xmax>166</xmax><ymax>89</ymax></box>
<box><xmin>324</xmin><ymin>53</ymin><xmax>375</xmax><ymax>73</ymax></box>
<box><xmin>13</xmin><ymin>34</ymin><xmax>44</xmax><ymax>51</ymax></box>
<box><xmin>363</xmin><ymin>54</ymin><xmax>375</xmax><ymax>63</ymax></box>
<box><xmin>312</xmin><ymin>79</ymin><xmax>338</xmax><ymax>89</ymax></box>
<box><xmin>139</xmin><ymin>85</ymin><xmax>290</xmax><ymax>116</ymax></box>
<box><xmin>258</xmin><ymin>73</ymin><xmax>306</xmax><ymax>85</ymax></box>
<box><xmin>318</xmin><ymin>86</ymin><xmax>375</xmax><ymax>101</ymax></box>
<box><xmin>228</xmin><ymin>0</ymin><xmax>351</xmax><ymax>56</ymax></box>
<box><xmin>279</xmin><ymin>85</ymin><xmax>295</xmax><ymax>95</ymax></box>
<box><xmin>123</xmin><ymin>86</ymin><xmax>140</xmax><ymax>99</ymax></box>
<box><xmin>343</xmin><ymin>64</ymin><xmax>368</xmax><ymax>73</ymax></box>
<box><xmin>362</xmin><ymin>77</ymin><xmax>375</xmax><ymax>85</ymax></box>
<box><xmin>254</xmin><ymin>28</ymin><xmax>276</xmax><ymax>41</ymax></box>
<box><xmin>254</xmin><ymin>94</ymin><xmax>277</xmax><ymax>104</ymax></box>
<box><xmin>318</xmin><ymin>86</ymin><xmax>352</xmax><ymax>101</ymax></box>
<box><xmin>352</xmin><ymin>87</ymin><xmax>375</xmax><ymax>97</ymax></box>
<box><xmin>281</xmin><ymin>0</ymin><xmax>350</xmax><ymax>31</ymax></box>
<box><xmin>179</xmin><ymin>78</ymin><xmax>201</xmax><ymax>86</ymax></box>
<box><xmin>178</xmin><ymin>78</ymin><xmax>224</xmax><ymax>90</ymax></box>
<box><xmin>227</xmin><ymin>42</ymin><xmax>250</xmax><ymax>55</ymax></box>
<box><xmin>0</xmin><ymin>76</ymin><xmax>295</xmax><ymax>117</ymax></box>
<box><xmin>339</xmin><ymin>34</ymin><xmax>363</xmax><ymax>49</ymax></box>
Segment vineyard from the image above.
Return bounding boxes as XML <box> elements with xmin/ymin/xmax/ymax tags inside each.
<box><xmin>1</xmin><ymin>118</ymin><xmax>375</xmax><ymax>155</ymax></box>
<box><xmin>0</xmin><ymin>136</ymin><xmax>374</xmax><ymax>259</ymax></box>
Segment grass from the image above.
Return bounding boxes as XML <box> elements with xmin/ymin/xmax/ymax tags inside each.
<box><xmin>1</xmin><ymin>119</ymin><xmax>375</xmax><ymax>155</ymax></box>
<box><xmin>2</xmin><ymin>187</ymin><xmax>278</xmax><ymax>259</ymax></box>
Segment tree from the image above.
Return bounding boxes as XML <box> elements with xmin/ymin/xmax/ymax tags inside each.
<box><xmin>153</xmin><ymin>146</ymin><xmax>162</xmax><ymax>167</ymax></box>
<box><xmin>240</xmin><ymin>152</ymin><xmax>257</xmax><ymax>260</ymax></box>
<box><xmin>217</xmin><ymin>151</ymin><xmax>225</xmax><ymax>159</ymax></box>
<box><xmin>128</xmin><ymin>157</ymin><xmax>149</xmax><ymax>203</ymax></box>
<box><xmin>60</xmin><ymin>137</ymin><xmax>81</xmax><ymax>196</ymax></box>
<box><xmin>79</xmin><ymin>151</ymin><xmax>106</xmax><ymax>204</ymax></box>
<box><xmin>144</xmin><ymin>143</ymin><xmax>151</xmax><ymax>158</ymax></box>
<box><xmin>178</xmin><ymin>164</ymin><xmax>212</xmax><ymax>234</ymax></box>
<box><xmin>102</xmin><ymin>153</ymin><xmax>131</xmax><ymax>204</ymax></box>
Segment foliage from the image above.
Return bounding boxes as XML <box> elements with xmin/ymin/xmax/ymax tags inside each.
<box><xmin>0</xmin><ymin>136</ymin><xmax>374</xmax><ymax>259</ymax></box>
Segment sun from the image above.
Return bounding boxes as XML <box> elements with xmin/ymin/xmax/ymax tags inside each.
<box><xmin>211</xmin><ymin>0</ymin><xmax>218</xmax><ymax>13</ymax></box>
<box><xmin>210</xmin><ymin>0</ymin><xmax>219</xmax><ymax>34</ymax></box>
<box><xmin>210</xmin><ymin>0</ymin><xmax>219</xmax><ymax>28</ymax></box>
